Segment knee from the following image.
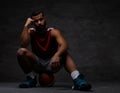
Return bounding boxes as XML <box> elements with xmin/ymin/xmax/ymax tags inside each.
<box><xmin>17</xmin><ymin>48</ymin><xmax>27</xmax><ymax>56</ymax></box>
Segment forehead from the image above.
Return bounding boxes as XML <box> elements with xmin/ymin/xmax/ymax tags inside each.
<box><xmin>32</xmin><ymin>13</ymin><xmax>44</xmax><ymax>19</ymax></box>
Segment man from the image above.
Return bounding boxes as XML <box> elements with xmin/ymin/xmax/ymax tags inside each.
<box><xmin>17</xmin><ymin>9</ymin><xmax>91</xmax><ymax>91</ymax></box>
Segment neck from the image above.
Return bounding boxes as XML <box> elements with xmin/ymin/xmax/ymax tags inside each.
<box><xmin>36</xmin><ymin>27</ymin><xmax>47</xmax><ymax>35</ymax></box>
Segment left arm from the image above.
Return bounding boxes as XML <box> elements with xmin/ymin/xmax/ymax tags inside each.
<box><xmin>50</xmin><ymin>29</ymin><xmax>68</xmax><ymax>68</ymax></box>
<box><xmin>51</xmin><ymin>29</ymin><xmax>68</xmax><ymax>57</ymax></box>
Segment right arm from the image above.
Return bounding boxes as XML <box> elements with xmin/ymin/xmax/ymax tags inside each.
<box><xmin>20</xmin><ymin>18</ymin><xmax>33</xmax><ymax>48</ymax></box>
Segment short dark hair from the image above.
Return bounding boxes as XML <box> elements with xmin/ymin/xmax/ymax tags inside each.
<box><xmin>30</xmin><ymin>9</ymin><xmax>44</xmax><ymax>18</ymax></box>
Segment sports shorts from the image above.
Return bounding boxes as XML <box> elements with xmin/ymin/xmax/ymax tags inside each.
<box><xmin>33</xmin><ymin>55</ymin><xmax>52</xmax><ymax>73</ymax></box>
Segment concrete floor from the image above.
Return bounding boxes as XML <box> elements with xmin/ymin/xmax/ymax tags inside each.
<box><xmin>0</xmin><ymin>82</ymin><xmax>120</xmax><ymax>93</ymax></box>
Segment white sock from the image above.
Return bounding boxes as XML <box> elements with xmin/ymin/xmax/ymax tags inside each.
<box><xmin>27</xmin><ymin>71</ymin><xmax>37</xmax><ymax>79</ymax></box>
<box><xmin>71</xmin><ymin>70</ymin><xmax>80</xmax><ymax>80</ymax></box>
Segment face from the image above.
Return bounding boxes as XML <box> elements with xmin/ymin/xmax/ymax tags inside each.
<box><xmin>32</xmin><ymin>13</ymin><xmax>46</xmax><ymax>31</ymax></box>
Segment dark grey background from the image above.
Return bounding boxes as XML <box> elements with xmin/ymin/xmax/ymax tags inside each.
<box><xmin>0</xmin><ymin>0</ymin><xmax>120</xmax><ymax>84</ymax></box>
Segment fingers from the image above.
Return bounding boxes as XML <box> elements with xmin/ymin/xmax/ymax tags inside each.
<box><xmin>25</xmin><ymin>18</ymin><xmax>34</xmax><ymax>27</ymax></box>
<box><xmin>51</xmin><ymin>61</ymin><xmax>60</xmax><ymax>69</ymax></box>
<box><xmin>50</xmin><ymin>56</ymin><xmax>61</xmax><ymax>70</ymax></box>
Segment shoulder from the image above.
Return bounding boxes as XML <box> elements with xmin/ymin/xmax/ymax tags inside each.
<box><xmin>50</xmin><ymin>28</ymin><xmax>62</xmax><ymax>37</ymax></box>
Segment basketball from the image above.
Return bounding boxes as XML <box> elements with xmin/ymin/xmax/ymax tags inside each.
<box><xmin>38</xmin><ymin>73</ymin><xmax>55</xmax><ymax>87</ymax></box>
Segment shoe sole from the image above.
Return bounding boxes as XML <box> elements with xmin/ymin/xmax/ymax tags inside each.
<box><xmin>72</xmin><ymin>84</ymin><xmax>92</xmax><ymax>91</ymax></box>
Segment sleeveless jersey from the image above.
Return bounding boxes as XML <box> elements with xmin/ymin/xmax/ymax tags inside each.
<box><xmin>30</xmin><ymin>28</ymin><xmax>58</xmax><ymax>59</ymax></box>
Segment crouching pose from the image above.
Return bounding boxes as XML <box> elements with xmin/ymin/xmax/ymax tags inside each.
<box><xmin>17</xmin><ymin>9</ymin><xmax>92</xmax><ymax>91</ymax></box>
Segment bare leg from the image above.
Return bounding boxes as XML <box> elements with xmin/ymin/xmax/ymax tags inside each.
<box><xmin>17</xmin><ymin>48</ymin><xmax>38</xmax><ymax>74</ymax></box>
<box><xmin>63</xmin><ymin>52</ymin><xmax>92</xmax><ymax>91</ymax></box>
<box><xmin>63</xmin><ymin>52</ymin><xmax>78</xmax><ymax>73</ymax></box>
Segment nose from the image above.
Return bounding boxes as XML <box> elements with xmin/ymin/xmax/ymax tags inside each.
<box><xmin>38</xmin><ymin>20</ymin><xmax>42</xmax><ymax>24</ymax></box>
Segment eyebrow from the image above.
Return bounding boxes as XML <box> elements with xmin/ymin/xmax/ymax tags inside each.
<box><xmin>34</xmin><ymin>18</ymin><xmax>44</xmax><ymax>22</ymax></box>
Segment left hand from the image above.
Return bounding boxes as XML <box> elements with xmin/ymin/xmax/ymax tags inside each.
<box><xmin>50</xmin><ymin>55</ymin><xmax>61</xmax><ymax>70</ymax></box>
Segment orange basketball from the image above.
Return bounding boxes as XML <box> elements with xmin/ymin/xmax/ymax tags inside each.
<box><xmin>39</xmin><ymin>73</ymin><xmax>55</xmax><ymax>87</ymax></box>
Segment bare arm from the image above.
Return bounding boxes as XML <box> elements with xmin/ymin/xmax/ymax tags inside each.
<box><xmin>20</xmin><ymin>18</ymin><xmax>33</xmax><ymax>48</ymax></box>
<box><xmin>50</xmin><ymin>29</ymin><xmax>68</xmax><ymax>69</ymax></box>
<box><xmin>51</xmin><ymin>29</ymin><xmax>68</xmax><ymax>57</ymax></box>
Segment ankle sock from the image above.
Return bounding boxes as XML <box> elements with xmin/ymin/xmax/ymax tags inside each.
<box><xmin>71</xmin><ymin>70</ymin><xmax>80</xmax><ymax>80</ymax></box>
<box><xmin>26</xmin><ymin>71</ymin><xmax>37</xmax><ymax>79</ymax></box>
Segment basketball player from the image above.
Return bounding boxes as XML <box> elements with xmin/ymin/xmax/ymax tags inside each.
<box><xmin>17</xmin><ymin>9</ymin><xmax>92</xmax><ymax>91</ymax></box>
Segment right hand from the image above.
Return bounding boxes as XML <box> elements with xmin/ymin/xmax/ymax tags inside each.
<box><xmin>24</xmin><ymin>18</ymin><xmax>34</xmax><ymax>27</ymax></box>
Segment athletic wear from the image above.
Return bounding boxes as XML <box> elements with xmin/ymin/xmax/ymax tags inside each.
<box><xmin>26</xmin><ymin>71</ymin><xmax>37</xmax><ymax>79</ymax></box>
<box><xmin>72</xmin><ymin>74</ymin><xmax>91</xmax><ymax>91</ymax></box>
<box><xmin>30</xmin><ymin>28</ymin><xmax>58</xmax><ymax>60</ymax></box>
<box><xmin>19</xmin><ymin>76</ymin><xmax>37</xmax><ymax>88</ymax></box>
<box><xmin>71</xmin><ymin>70</ymin><xmax>80</xmax><ymax>80</ymax></box>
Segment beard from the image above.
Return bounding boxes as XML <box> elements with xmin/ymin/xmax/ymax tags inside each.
<box><xmin>35</xmin><ymin>23</ymin><xmax>47</xmax><ymax>34</ymax></box>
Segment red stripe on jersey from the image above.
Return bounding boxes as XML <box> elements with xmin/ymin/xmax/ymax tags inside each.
<box><xmin>30</xmin><ymin>28</ymin><xmax>58</xmax><ymax>59</ymax></box>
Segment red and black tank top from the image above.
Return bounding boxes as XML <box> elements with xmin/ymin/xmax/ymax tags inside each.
<box><xmin>30</xmin><ymin>28</ymin><xmax>58</xmax><ymax>59</ymax></box>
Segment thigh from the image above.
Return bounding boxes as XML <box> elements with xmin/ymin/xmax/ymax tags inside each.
<box><xmin>17</xmin><ymin>48</ymin><xmax>39</xmax><ymax>64</ymax></box>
